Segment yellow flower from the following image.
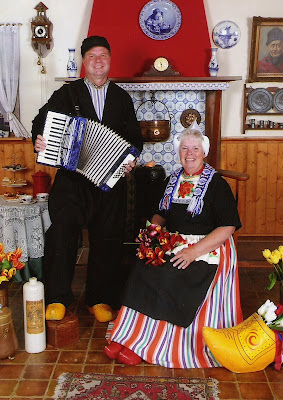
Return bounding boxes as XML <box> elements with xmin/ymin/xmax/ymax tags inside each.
<box><xmin>278</xmin><ymin>246</ymin><xmax>283</xmax><ymax>258</ymax></box>
<box><xmin>262</xmin><ymin>249</ymin><xmax>271</xmax><ymax>259</ymax></box>
<box><xmin>269</xmin><ymin>253</ymin><xmax>280</xmax><ymax>265</ymax></box>
<box><xmin>8</xmin><ymin>267</ymin><xmax>16</xmax><ymax>279</ymax></box>
<box><xmin>273</xmin><ymin>249</ymin><xmax>281</xmax><ymax>258</ymax></box>
<box><xmin>266</xmin><ymin>257</ymin><xmax>274</xmax><ymax>265</ymax></box>
<box><xmin>0</xmin><ymin>276</ymin><xmax>8</xmax><ymax>284</ymax></box>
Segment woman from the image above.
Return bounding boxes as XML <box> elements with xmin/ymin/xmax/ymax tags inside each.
<box><xmin>105</xmin><ymin>125</ymin><xmax>243</xmax><ymax>368</ymax></box>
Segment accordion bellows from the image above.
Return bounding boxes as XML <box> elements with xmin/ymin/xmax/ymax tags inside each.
<box><xmin>37</xmin><ymin>111</ymin><xmax>140</xmax><ymax>191</ymax></box>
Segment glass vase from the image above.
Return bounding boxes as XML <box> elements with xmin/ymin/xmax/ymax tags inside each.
<box><xmin>208</xmin><ymin>47</ymin><xmax>219</xmax><ymax>77</ymax></box>
<box><xmin>67</xmin><ymin>48</ymin><xmax>78</xmax><ymax>78</ymax></box>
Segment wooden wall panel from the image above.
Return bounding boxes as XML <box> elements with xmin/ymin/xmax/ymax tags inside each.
<box><xmin>221</xmin><ymin>137</ymin><xmax>283</xmax><ymax>237</ymax></box>
<box><xmin>276</xmin><ymin>142</ymin><xmax>283</xmax><ymax>233</ymax></box>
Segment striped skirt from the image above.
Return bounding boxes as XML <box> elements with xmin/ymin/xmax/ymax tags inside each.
<box><xmin>109</xmin><ymin>236</ymin><xmax>243</xmax><ymax>368</ymax></box>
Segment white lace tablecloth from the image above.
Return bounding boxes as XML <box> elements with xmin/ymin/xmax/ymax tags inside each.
<box><xmin>0</xmin><ymin>198</ymin><xmax>51</xmax><ymax>262</ymax></box>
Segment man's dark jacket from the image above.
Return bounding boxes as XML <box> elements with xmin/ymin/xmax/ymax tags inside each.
<box><xmin>31</xmin><ymin>78</ymin><xmax>143</xmax><ymax>153</ymax></box>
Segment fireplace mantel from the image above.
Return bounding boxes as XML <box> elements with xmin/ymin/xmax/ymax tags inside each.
<box><xmin>111</xmin><ymin>76</ymin><xmax>241</xmax><ymax>92</ymax></box>
<box><xmin>55</xmin><ymin>76</ymin><xmax>241</xmax><ymax>92</ymax></box>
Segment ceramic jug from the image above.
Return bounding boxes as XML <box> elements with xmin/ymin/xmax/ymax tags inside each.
<box><xmin>0</xmin><ymin>304</ymin><xmax>18</xmax><ymax>359</ymax></box>
<box><xmin>32</xmin><ymin>171</ymin><xmax>51</xmax><ymax>197</ymax></box>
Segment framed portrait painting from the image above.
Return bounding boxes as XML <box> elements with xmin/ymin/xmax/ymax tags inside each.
<box><xmin>249</xmin><ymin>17</ymin><xmax>283</xmax><ymax>82</ymax></box>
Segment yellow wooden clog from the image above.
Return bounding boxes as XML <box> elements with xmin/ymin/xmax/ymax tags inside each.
<box><xmin>92</xmin><ymin>303</ymin><xmax>116</xmax><ymax>323</ymax></box>
<box><xmin>203</xmin><ymin>313</ymin><xmax>276</xmax><ymax>373</ymax></box>
<box><xmin>45</xmin><ymin>303</ymin><xmax>66</xmax><ymax>321</ymax></box>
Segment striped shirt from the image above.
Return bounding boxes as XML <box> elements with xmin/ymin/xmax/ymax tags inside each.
<box><xmin>84</xmin><ymin>77</ymin><xmax>109</xmax><ymax>122</ymax></box>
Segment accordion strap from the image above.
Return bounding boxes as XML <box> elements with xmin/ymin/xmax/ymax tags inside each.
<box><xmin>67</xmin><ymin>84</ymin><xmax>81</xmax><ymax>117</ymax></box>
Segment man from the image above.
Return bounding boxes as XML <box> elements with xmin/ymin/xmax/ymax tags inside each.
<box><xmin>258</xmin><ymin>27</ymin><xmax>283</xmax><ymax>73</ymax></box>
<box><xmin>32</xmin><ymin>36</ymin><xmax>143</xmax><ymax>322</ymax></box>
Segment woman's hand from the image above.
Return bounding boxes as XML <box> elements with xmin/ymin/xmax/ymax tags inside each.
<box><xmin>170</xmin><ymin>226</ymin><xmax>236</xmax><ymax>270</ymax></box>
<box><xmin>34</xmin><ymin>134</ymin><xmax>46</xmax><ymax>152</ymax></box>
<box><xmin>170</xmin><ymin>246</ymin><xmax>197</xmax><ymax>269</ymax></box>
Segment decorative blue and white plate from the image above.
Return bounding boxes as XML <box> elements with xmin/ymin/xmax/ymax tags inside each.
<box><xmin>139</xmin><ymin>0</ymin><xmax>182</xmax><ymax>40</ymax></box>
<box><xmin>212</xmin><ymin>20</ymin><xmax>241</xmax><ymax>49</ymax></box>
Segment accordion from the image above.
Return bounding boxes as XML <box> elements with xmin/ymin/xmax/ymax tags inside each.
<box><xmin>36</xmin><ymin>111</ymin><xmax>140</xmax><ymax>191</ymax></box>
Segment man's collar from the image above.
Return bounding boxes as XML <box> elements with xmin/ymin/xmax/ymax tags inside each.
<box><xmin>84</xmin><ymin>77</ymin><xmax>110</xmax><ymax>89</ymax></box>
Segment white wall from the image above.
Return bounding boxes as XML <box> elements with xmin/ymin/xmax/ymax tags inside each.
<box><xmin>1</xmin><ymin>0</ymin><xmax>283</xmax><ymax>137</ymax></box>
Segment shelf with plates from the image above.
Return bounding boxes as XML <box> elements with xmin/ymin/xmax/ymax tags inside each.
<box><xmin>243</xmin><ymin>85</ymin><xmax>283</xmax><ymax>133</ymax></box>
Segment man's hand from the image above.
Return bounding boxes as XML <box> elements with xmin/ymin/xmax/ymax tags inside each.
<box><xmin>34</xmin><ymin>134</ymin><xmax>46</xmax><ymax>152</ymax></box>
<box><xmin>124</xmin><ymin>159</ymin><xmax>137</xmax><ymax>175</ymax></box>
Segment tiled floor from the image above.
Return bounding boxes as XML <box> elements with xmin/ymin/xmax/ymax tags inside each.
<box><xmin>1</xmin><ymin>246</ymin><xmax>282</xmax><ymax>400</ymax></box>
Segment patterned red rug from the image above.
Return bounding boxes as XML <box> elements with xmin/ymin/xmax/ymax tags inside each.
<box><xmin>54</xmin><ymin>373</ymin><xmax>219</xmax><ymax>399</ymax></box>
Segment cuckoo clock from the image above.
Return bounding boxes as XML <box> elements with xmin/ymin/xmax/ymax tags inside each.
<box><xmin>31</xmin><ymin>2</ymin><xmax>53</xmax><ymax>70</ymax></box>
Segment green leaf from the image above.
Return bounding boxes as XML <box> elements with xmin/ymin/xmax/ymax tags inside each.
<box><xmin>2</xmin><ymin>259</ymin><xmax>10</xmax><ymax>269</ymax></box>
<box><xmin>266</xmin><ymin>271</ymin><xmax>277</xmax><ymax>290</ymax></box>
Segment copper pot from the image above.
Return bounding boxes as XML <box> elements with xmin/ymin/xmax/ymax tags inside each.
<box><xmin>136</xmin><ymin>99</ymin><xmax>172</xmax><ymax>142</ymax></box>
<box><xmin>139</xmin><ymin>120</ymin><xmax>171</xmax><ymax>142</ymax></box>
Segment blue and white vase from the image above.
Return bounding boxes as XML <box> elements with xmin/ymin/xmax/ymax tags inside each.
<box><xmin>208</xmin><ymin>47</ymin><xmax>219</xmax><ymax>77</ymax></box>
<box><xmin>67</xmin><ymin>48</ymin><xmax>77</xmax><ymax>78</ymax></box>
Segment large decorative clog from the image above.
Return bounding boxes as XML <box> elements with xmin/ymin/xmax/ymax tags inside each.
<box><xmin>203</xmin><ymin>313</ymin><xmax>276</xmax><ymax>373</ymax></box>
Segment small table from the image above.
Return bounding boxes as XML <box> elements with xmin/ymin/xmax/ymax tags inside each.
<box><xmin>0</xmin><ymin>197</ymin><xmax>51</xmax><ymax>280</ymax></box>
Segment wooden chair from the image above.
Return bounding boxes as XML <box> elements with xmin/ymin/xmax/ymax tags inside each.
<box><xmin>216</xmin><ymin>169</ymin><xmax>250</xmax><ymax>245</ymax></box>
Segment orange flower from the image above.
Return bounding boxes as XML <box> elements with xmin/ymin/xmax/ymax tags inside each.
<box><xmin>12</xmin><ymin>258</ymin><xmax>25</xmax><ymax>270</ymax></box>
<box><xmin>0</xmin><ymin>243</ymin><xmax>25</xmax><ymax>284</ymax></box>
<box><xmin>6</xmin><ymin>247</ymin><xmax>23</xmax><ymax>263</ymax></box>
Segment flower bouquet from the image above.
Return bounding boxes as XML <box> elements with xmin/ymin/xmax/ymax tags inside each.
<box><xmin>258</xmin><ymin>299</ymin><xmax>283</xmax><ymax>371</ymax></box>
<box><xmin>0</xmin><ymin>243</ymin><xmax>25</xmax><ymax>285</ymax></box>
<box><xmin>262</xmin><ymin>246</ymin><xmax>283</xmax><ymax>298</ymax></box>
<box><xmin>136</xmin><ymin>221</ymin><xmax>187</xmax><ymax>266</ymax></box>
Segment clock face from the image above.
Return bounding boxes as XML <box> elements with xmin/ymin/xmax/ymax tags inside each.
<box><xmin>154</xmin><ymin>57</ymin><xmax>169</xmax><ymax>72</ymax></box>
<box><xmin>34</xmin><ymin>25</ymin><xmax>47</xmax><ymax>38</ymax></box>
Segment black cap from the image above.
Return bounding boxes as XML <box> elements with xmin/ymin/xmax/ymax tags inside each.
<box><xmin>266</xmin><ymin>27</ymin><xmax>283</xmax><ymax>46</ymax></box>
<box><xmin>81</xmin><ymin>36</ymin><xmax>111</xmax><ymax>57</ymax></box>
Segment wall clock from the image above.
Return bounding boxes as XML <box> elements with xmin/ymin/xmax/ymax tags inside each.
<box><xmin>143</xmin><ymin>57</ymin><xmax>180</xmax><ymax>76</ymax></box>
<box><xmin>139</xmin><ymin>0</ymin><xmax>182</xmax><ymax>41</ymax></box>
<box><xmin>31</xmin><ymin>2</ymin><xmax>53</xmax><ymax>60</ymax></box>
